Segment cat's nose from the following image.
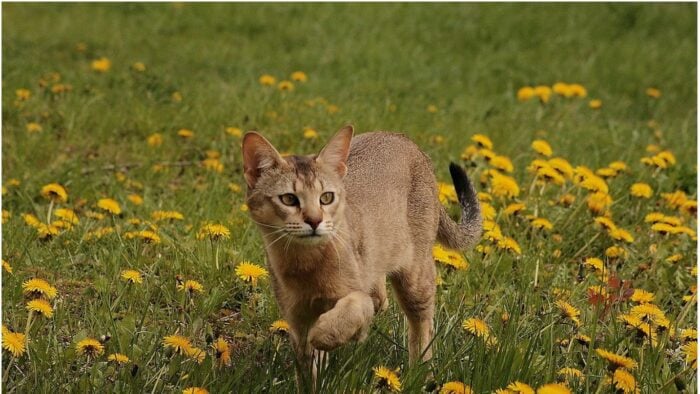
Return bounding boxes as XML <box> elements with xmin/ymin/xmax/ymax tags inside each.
<box><xmin>304</xmin><ymin>218</ymin><xmax>322</xmax><ymax>230</ymax></box>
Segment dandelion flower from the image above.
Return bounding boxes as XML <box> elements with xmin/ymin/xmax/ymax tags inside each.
<box><xmin>531</xmin><ymin>140</ymin><xmax>553</xmax><ymax>157</ymax></box>
<box><xmin>2</xmin><ymin>328</ymin><xmax>26</xmax><ymax>357</ymax></box>
<box><xmin>277</xmin><ymin>80</ymin><xmax>294</xmax><ymax>91</ymax></box>
<box><xmin>291</xmin><ymin>71</ymin><xmax>308</xmax><ymax>82</ymax></box>
<box><xmin>506</xmin><ymin>381</ymin><xmax>535</xmax><ymax>394</ymax></box>
<box><xmin>202</xmin><ymin>158</ymin><xmax>224</xmax><ymax>173</ymax></box>
<box><xmin>213</xmin><ymin>337</ymin><xmax>231</xmax><ymax>367</ymax></box>
<box><xmin>132</xmin><ymin>62</ymin><xmax>146</xmax><ymax>72</ymax></box>
<box><xmin>498</xmin><ymin>237</ymin><xmax>522</xmax><ymax>255</ymax></box>
<box><xmin>126</xmin><ymin>230</ymin><xmax>161</xmax><ymax>244</ymax></box>
<box><xmin>22</xmin><ymin>278</ymin><xmax>57</xmax><ymax>299</ymax></box>
<box><xmin>433</xmin><ymin>244</ymin><xmax>468</xmax><ymax>270</ymax></box>
<box><xmin>440</xmin><ymin>381</ymin><xmax>473</xmax><ymax>394</ymax></box>
<box><xmin>177</xmin><ymin>128</ymin><xmax>194</xmax><ymax>139</ymax></box>
<box><xmin>270</xmin><ymin>319</ymin><xmax>290</xmax><ymax>335</ymax></box>
<box><xmin>16</xmin><ymin>88</ymin><xmax>31</xmax><ymax>100</ymax></box>
<box><xmin>605</xmin><ymin>246</ymin><xmax>627</xmax><ymax>259</ymax></box>
<box><xmin>147</xmin><ymin>133</ymin><xmax>163</xmax><ymax>147</ymax></box>
<box><xmin>183</xmin><ymin>387</ymin><xmax>209</xmax><ymax>394</ymax></box>
<box><xmin>555</xmin><ymin>300</ymin><xmax>581</xmax><ymax>326</ymax></box>
<box><xmin>26</xmin><ymin>299</ymin><xmax>53</xmax><ymax>318</ymax></box>
<box><xmin>548</xmin><ymin>158</ymin><xmax>573</xmax><ymax>179</ymax></box>
<box><xmin>630</xmin><ymin>183</ymin><xmax>653</xmax><ymax>198</ymax></box>
<box><xmin>490</xmin><ymin>155</ymin><xmax>514</xmax><ymax>173</ymax></box>
<box><xmin>91</xmin><ymin>57</ymin><xmax>111</xmax><ymax>72</ymax></box>
<box><xmin>151</xmin><ymin>210</ymin><xmax>184</xmax><ymax>222</ymax></box>
<box><xmin>503</xmin><ymin>203</ymin><xmax>526</xmax><ymax>216</ymax></box>
<box><xmin>682</xmin><ymin>341</ymin><xmax>697</xmax><ymax>368</ymax></box>
<box><xmin>589</xmin><ymin>99</ymin><xmax>602</xmax><ymax>109</ymax></box>
<box><xmin>490</xmin><ymin>173</ymin><xmax>520</xmax><ymax>198</ymax></box>
<box><xmin>177</xmin><ymin>280</ymin><xmax>204</xmax><ymax>294</ymax></box>
<box><xmin>438</xmin><ymin>182</ymin><xmax>458</xmax><ymax>205</ymax></box>
<box><xmin>163</xmin><ymin>335</ymin><xmax>192</xmax><ymax>355</ymax></box>
<box><xmin>40</xmin><ymin>183</ymin><xmax>68</xmax><ymax>203</ymax></box>
<box><xmin>108</xmin><ymin>353</ymin><xmax>130</xmax><ymax>364</ymax></box>
<box><xmin>462</xmin><ymin>318</ymin><xmax>491</xmax><ymax>339</ymax></box>
<box><xmin>537</xmin><ymin>383</ymin><xmax>571</xmax><ymax>394</ymax></box>
<box><xmin>534</xmin><ymin>85</ymin><xmax>552</xmax><ymax>103</ymax></box>
<box><xmin>121</xmin><ymin>270</ymin><xmax>143</xmax><ymax>284</ymax></box>
<box><xmin>630</xmin><ymin>289</ymin><xmax>654</xmax><ymax>303</ymax></box>
<box><xmin>645</xmin><ymin>88</ymin><xmax>661</xmax><ymax>98</ymax></box>
<box><xmin>612</xmin><ymin>369</ymin><xmax>638</xmax><ymax>393</ymax></box>
<box><xmin>471</xmin><ymin>134</ymin><xmax>493</xmax><ymax>149</ymax></box>
<box><xmin>629</xmin><ymin>303</ymin><xmax>669</xmax><ymax>328</ymax></box>
<box><xmin>197</xmin><ymin>223</ymin><xmax>231</xmax><ymax>241</ymax></box>
<box><xmin>557</xmin><ymin>367</ymin><xmax>583</xmax><ymax>381</ymax></box>
<box><xmin>569</xmin><ymin>84</ymin><xmax>587</xmax><ymax>97</ymax></box>
<box><xmin>302</xmin><ymin>127</ymin><xmax>319</xmax><ymax>139</ymax></box>
<box><xmin>609</xmin><ymin>227</ymin><xmax>634</xmax><ymax>243</ymax></box>
<box><xmin>97</xmin><ymin>198</ymin><xmax>122</xmax><ymax>215</ymax></box>
<box><xmin>517</xmin><ymin>86</ymin><xmax>536</xmax><ymax>101</ymax></box>
<box><xmin>76</xmin><ymin>338</ymin><xmax>105</xmax><ymax>357</ymax></box>
<box><xmin>587</xmin><ymin>192</ymin><xmax>612</xmax><ymax>214</ymax></box>
<box><xmin>235</xmin><ymin>262</ymin><xmax>268</xmax><ymax>286</ymax></box>
<box><xmin>373</xmin><ymin>366</ymin><xmax>402</xmax><ymax>392</ymax></box>
<box><xmin>596</xmin><ymin>348</ymin><xmax>637</xmax><ymax>370</ymax></box>
<box><xmin>185</xmin><ymin>346</ymin><xmax>206</xmax><ymax>363</ymax></box>
<box><xmin>259</xmin><ymin>74</ymin><xmax>276</xmax><ymax>86</ymax></box>
<box><xmin>226</xmin><ymin>127</ymin><xmax>242</xmax><ymax>138</ymax></box>
<box><xmin>530</xmin><ymin>218</ymin><xmax>553</xmax><ymax>231</ymax></box>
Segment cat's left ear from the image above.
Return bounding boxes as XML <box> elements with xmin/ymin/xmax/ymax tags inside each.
<box><xmin>317</xmin><ymin>125</ymin><xmax>354</xmax><ymax>178</ymax></box>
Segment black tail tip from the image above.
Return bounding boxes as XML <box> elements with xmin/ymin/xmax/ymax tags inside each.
<box><xmin>448</xmin><ymin>162</ymin><xmax>476</xmax><ymax>204</ymax></box>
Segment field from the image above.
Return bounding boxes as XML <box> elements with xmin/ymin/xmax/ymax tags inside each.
<box><xmin>1</xmin><ymin>3</ymin><xmax>697</xmax><ymax>393</ymax></box>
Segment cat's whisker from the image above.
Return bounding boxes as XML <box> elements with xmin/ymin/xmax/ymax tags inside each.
<box><xmin>265</xmin><ymin>232</ymin><xmax>289</xmax><ymax>250</ymax></box>
<box><xmin>250</xmin><ymin>219</ymin><xmax>283</xmax><ymax>230</ymax></box>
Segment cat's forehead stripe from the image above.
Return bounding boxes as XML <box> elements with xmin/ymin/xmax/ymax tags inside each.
<box><xmin>287</xmin><ymin>155</ymin><xmax>318</xmax><ymax>188</ymax></box>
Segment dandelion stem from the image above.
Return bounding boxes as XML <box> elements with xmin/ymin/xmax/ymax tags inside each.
<box><xmin>46</xmin><ymin>199</ymin><xmax>54</xmax><ymax>224</ymax></box>
<box><xmin>215</xmin><ymin>242</ymin><xmax>220</xmax><ymax>271</ymax></box>
<box><xmin>658</xmin><ymin>364</ymin><xmax>694</xmax><ymax>392</ymax></box>
<box><xmin>2</xmin><ymin>357</ymin><xmax>15</xmax><ymax>384</ymax></box>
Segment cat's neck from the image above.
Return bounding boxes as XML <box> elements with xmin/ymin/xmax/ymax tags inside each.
<box><xmin>262</xmin><ymin>228</ymin><xmax>350</xmax><ymax>274</ymax></box>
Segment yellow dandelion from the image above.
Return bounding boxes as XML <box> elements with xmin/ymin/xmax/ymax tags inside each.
<box><xmin>290</xmin><ymin>71</ymin><xmax>308</xmax><ymax>82</ymax></box>
<box><xmin>517</xmin><ymin>86</ymin><xmax>536</xmax><ymax>101</ymax></box>
<box><xmin>182</xmin><ymin>388</ymin><xmax>208</xmax><ymax>394</ymax></box>
<box><xmin>121</xmin><ymin>270</ymin><xmax>143</xmax><ymax>284</ymax></box>
<box><xmin>132</xmin><ymin>62</ymin><xmax>146</xmax><ymax>72</ymax></box>
<box><xmin>177</xmin><ymin>280</ymin><xmax>204</xmax><ymax>294</ymax></box>
<box><xmin>462</xmin><ymin>317</ymin><xmax>491</xmax><ymax>339</ymax></box>
<box><xmin>596</xmin><ymin>167</ymin><xmax>618</xmax><ymax>178</ymax></box>
<box><xmin>151</xmin><ymin>210</ymin><xmax>184</xmax><ymax>222</ymax></box>
<box><xmin>277</xmin><ymin>80</ymin><xmax>294</xmax><ymax>91</ymax></box>
<box><xmin>630</xmin><ymin>289</ymin><xmax>654</xmax><ymax>303</ymax></box>
<box><xmin>213</xmin><ymin>337</ymin><xmax>231</xmax><ymax>367</ymax></box>
<box><xmin>26</xmin><ymin>299</ymin><xmax>53</xmax><ymax>318</ymax></box>
<box><xmin>612</xmin><ymin>369</ymin><xmax>638</xmax><ymax>393</ymax></box>
<box><xmin>127</xmin><ymin>194</ymin><xmax>144</xmax><ymax>205</ymax></box>
<box><xmin>373</xmin><ymin>366</ymin><xmax>402</xmax><ymax>392</ymax></box>
<box><xmin>471</xmin><ymin>134</ymin><xmax>493</xmax><ymax>149</ymax></box>
<box><xmin>646</xmin><ymin>87</ymin><xmax>661</xmax><ymax>98</ymax></box>
<box><xmin>163</xmin><ymin>335</ymin><xmax>192</xmax><ymax>355</ymax></box>
<box><xmin>147</xmin><ymin>133</ymin><xmax>163</xmax><ymax>147</ymax></box>
<box><xmin>497</xmin><ymin>237</ymin><xmax>522</xmax><ymax>255</ymax></box>
<box><xmin>91</xmin><ymin>57</ymin><xmax>111</xmax><ymax>72</ymax></box>
<box><xmin>557</xmin><ymin>367</ymin><xmax>583</xmax><ymax>381</ymax></box>
<box><xmin>197</xmin><ymin>223</ymin><xmax>231</xmax><ymax>240</ymax></box>
<box><xmin>548</xmin><ymin>158</ymin><xmax>574</xmax><ymax>179</ymax></box>
<box><xmin>438</xmin><ymin>182</ymin><xmax>458</xmax><ymax>205</ymax></box>
<box><xmin>558</xmin><ymin>193</ymin><xmax>576</xmax><ymax>206</ymax></box>
<box><xmin>440</xmin><ymin>381</ymin><xmax>473</xmax><ymax>394</ymax></box>
<box><xmin>589</xmin><ymin>99</ymin><xmax>602</xmax><ymax>109</ymax></box>
<box><xmin>202</xmin><ymin>158</ymin><xmax>224</xmax><ymax>173</ymax></box>
<box><xmin>16</xmin><ymin>88</ymin><xmax>31</xmax><ymax>101</ymax></box>
<box><xmin>2</xmin><ymin>259</ymin><xmax>13</xmax><ymax>274</ymax></box>
<box><xmin>629</xmin><ymin>303</ymin><xmax>669</xmax><ymax>328</ymax></box>
<box><xmin>534</xmin><ymin>85</ymin><xmax>552</xmax><ymax>103</ymax></box>
<box><xmin>537</xmin><ymin>383</ymin><xmax>571</xmax><ymax>394</ymax></box>
<box><xmin>259</xmin><ymin>74</ymin><xmax>276</xmax><ymax>86</ymax></box>
<box><xmin>490</xmin><ymin>173</ymin><xmax>520</xmax><ymax>198</ymax></box>
<box><xmin>185</xmin><ymin>346</ymin><xmax>206</xmax><ymax>364</ymax></box>
<box><xmin>303</xmin><ymin>127</ymin><xmax>319</xmax><ymax>139</ymax></box>
<box><xmin>26</xmin><ymin>122</ymin><xmax>43</xmax><ymax>133</ymax></box>
<box><xmin>54</xmin><ymin>208</ymin><xmax>79</xmax><ymax>224</ymax></box>
<box><xmin>683</xmin><ymin>341</ymin><xmax>697</xmax><ymax>368</ymax></box>
<box><xmin>506</xmin><ymin>381</ymin><xmax>535</xmax><ymax>394</ymax></box>
<box><xmin>609</xmin><ymin>227</ymin><xmax>634</xmax><ymax>243</ymax></box>
<box><xmin>530</xmin><ymin>218</ymin><xmax>553</xmax><ymax>231</ymax></box>
<box><xmin>270</xmin><ymin>319</ymin><xmax>290</xmax><ymax>335</ymax></box>
<box><xmin>125</xmin><ymin>230</ymin><xmax>161</xmax><ymax>244</ymax></box>
<box><xmin>596</xmin><ymin>348</ymin><xmax>637</xmax><ymax>370</ymax></box>
<box><xmin>177</xmin><ymin>128</ymin><xmax>194</xmax><ymax>139</ymax></box>
<box><xmin>555</xmin><ymin>300</ymin><xmax>581</xmax><ymax>326</ymax></box>
<box><xmin>108</xmin><ymin>353</ymin><xmax>130</xmax><ymax>364</ymax></box>
<box><xmin>235</xmin><ymin>262</ymin><xmax>268</xmax><ymax>286</ymax></box>
<box><xmin>40</xmin><ymin>183</ymin><xmax>68</xmax><ymax>203</ymax></box>
<box><xmin>22</xmin><ymin>278</ymin><xmax>58</xmax><ymax>299</ymax></box>
<box><xmin>226</xmin><ymin>126</ymin><xmax>242</xmax><ymax>137</ymax></box>
<box><xmin>503</xmin><ymin>202</ymin><xmax>526</xmax><ymax>216</ymax></box>
<box><xmin>630</xmin><ymin>183</ymin><xmax>653</xmax><ymax>198</ymax></box>
<box><xmin>605</xmin><ymin>246</ymin><xmax>627</xmax><ymax>259</ymax></box>
<box><xmin>97</xmin><ymin>198</ymin><xmax>122</xmax><ymax>215</ymax></box>
<box><xmin>2</xmin><ymin>328</ymin><xmax>26</xmax><ymax>357</ymax></box>
<box><xmin>432</xmin><ymin>244</ymin><xmax>468</xmax><ymax>270</ymax></box>
<box><xmin>531</xmin><ymin>140</ymin><xmax>553</xmax><ymax>157</ymax></box>
<box><xmin>587</xmin><ymin>192</ymin><xmax>612</xmax><ymax>214</ymax></box>
<box><xmin>490</xmin><ymin>155</ymin><xmax>514</xmax><ymax>173</ymax></box>
<box><xmin>76</xmin><ymin>338</ymin><xmax>105</xmax><ymax>357</ymax></box>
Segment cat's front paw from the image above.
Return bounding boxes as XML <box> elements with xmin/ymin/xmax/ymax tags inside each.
<box><xmin>309</xmin><ymin>312</ymin><xmax>353</xmax><ymax>351</ymax></box>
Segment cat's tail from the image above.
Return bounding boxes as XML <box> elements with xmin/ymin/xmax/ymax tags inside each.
<box><xmin>437</xmin><ymin>163</ymin><xmax>482</xmax><ymax>251</ymax></box>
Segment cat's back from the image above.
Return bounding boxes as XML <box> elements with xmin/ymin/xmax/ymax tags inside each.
<box><xmin>345</xmin><ymin>131</ymin><xmax>436</xmax><ymax>200</ymax></box>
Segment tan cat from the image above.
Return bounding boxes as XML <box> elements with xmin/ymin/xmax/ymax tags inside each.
<box><xmin>242</xmin><ymin>125</ymin><xmax>481</xmax><ymax>387</ymax></box>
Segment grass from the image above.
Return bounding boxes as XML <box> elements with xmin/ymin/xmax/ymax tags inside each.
<box><xmin>1</xmin><ymin>3</ymin><xmax>697</xmax><ymax>393</ymax></box>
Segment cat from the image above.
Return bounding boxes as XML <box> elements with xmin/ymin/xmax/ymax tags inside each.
<box><xmin>242</xmin><ymin>125</ymin><xmax>481</xmax><ymax>388</ymax></box>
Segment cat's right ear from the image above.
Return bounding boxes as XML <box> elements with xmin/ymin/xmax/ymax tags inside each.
<box><xmin>242</xmin><ymin>132</ymin><xmax>286</xmax><ymax>188</ymax></box>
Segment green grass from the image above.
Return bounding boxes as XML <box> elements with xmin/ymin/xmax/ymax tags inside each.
<box><xmin>2</xmin><ymin>3</ymin><xmax>697</xmax><ymax>393</ymax></box>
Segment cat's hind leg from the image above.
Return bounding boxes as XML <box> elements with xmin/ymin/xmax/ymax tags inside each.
<box><xmin>390</xmin><ymin>258</ymin><xmax>436</xmax><ymax>364</ymax></box>
<box><xmin>308</xmin><ymin>291</ymin><xmax>374</xmax><ymax>351</ymax></box>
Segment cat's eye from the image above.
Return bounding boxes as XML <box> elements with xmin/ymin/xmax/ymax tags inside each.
<box><xmin>320</xmin><ymin>192</ymin><xmax>334</xmax><ymax>205</ymax></box>
<box><xmin>279</xmin><ymin>193</ymin><xmax>299</xmax><ymax>206</ymax></box>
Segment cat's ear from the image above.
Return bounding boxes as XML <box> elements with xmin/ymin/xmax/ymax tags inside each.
<box><xmin>242</xmin><ymin>132</ymin><xmax>286</xmax><ymax>188</ymax></box>
<box><xmin>317</xmin><ymin>125</ymin><xmax>354</xmax><ymax>178</ymax></box>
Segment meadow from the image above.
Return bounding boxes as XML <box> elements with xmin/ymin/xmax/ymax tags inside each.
<box><xmin>1</xmin><ymin>3</ymin><xmax>697</xmax><ymax>393</ymax></box>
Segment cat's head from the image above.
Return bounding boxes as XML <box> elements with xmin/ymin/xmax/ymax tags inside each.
<box><xmin>241</xmin><ymin>126</ymin><xmax>353</xmax><ymax>246</ymax></box>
